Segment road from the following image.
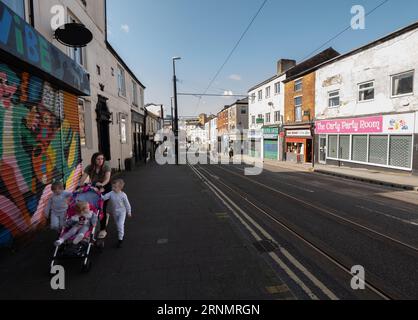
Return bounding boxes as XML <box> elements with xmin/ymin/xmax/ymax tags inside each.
<box><xmin>1</xmin><ymin>160</ymin><xmax>417</xmax><ymax>300</ymax></box>
<box><xmin>190</xmin><ymin>160</ymin><xmax>418</xmax><ymax>300</ymax></box>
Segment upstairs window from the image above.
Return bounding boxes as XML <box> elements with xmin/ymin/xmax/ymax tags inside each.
<box><xmin>358</xmin><ymin>81</ymin><xmax>374</xmax><ymax>101</ymax></box>
<box><xmin>274</xmin><ymin>82</ymin><xmax>281</xmax><ymax>94</ymax></box>
<box><xmin>265</xmin><ymin>86</ymin><xmax>271</xmax><ymax>98</ymax></box>
<box><xmin>392</xmin><ymin>71</ymin><xmax>414</xmax><ymax>97</ymax></box>
<box><xmin>117</xmin><ymin>66</ymin><xmax>126</xmax><ymax>97</ymax></box>
<box><xmin>328</xmin><ymin>90</ymin><xmax>340</xmax><ymax>108</ymax></box>
<box><xmin>294</xmin><ymin>79</ymin><xmax>302</xmax><ymax>92</ymax></box>
<box><xmin>132</xmin><ymin>81</ymin><xmax>138</xmax><ymax>106</ymax></box>
<box><xmin>258</xmin><ymin>90</ymin><xmax>262</xmax><ymax>101</ymax></box>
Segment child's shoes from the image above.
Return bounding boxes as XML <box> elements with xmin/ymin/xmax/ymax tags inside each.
<box><xmin>73</xmin><ymin>233</ymin><xmax>85</xmax><ymax>245</ymax></box>
<box><xmin>54</xmin><ymin>239</ymin><xmax>64</xmax><ymax>247</ymax></box>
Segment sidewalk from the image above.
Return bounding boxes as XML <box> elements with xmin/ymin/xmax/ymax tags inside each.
<box><xmin>242</xmin><ymin>155</ymin><xmax>418</xmax><ymax>191</ymax></box>
<box><xmin>0</xmin><ymin>162</ymin><xmax>294</xmax><ymax>300</ymax></box>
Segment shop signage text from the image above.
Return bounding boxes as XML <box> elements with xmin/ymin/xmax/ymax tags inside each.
<box><xmin>286</xmin><ymin>129</ymin><xmax>311</xmax><ymax>137</ymax></box>
<box><xmin>315</xmin><ymin>114</ymin><xmax>414</xmax><ymax>135</ymax></box>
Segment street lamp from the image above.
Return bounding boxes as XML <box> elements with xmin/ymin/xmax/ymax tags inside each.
<box><xmin>172</xmin><ymin>56</ymin><xmax>181</xmax><ymax>165</ymax></box>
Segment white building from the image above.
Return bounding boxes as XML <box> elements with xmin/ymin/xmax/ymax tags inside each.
<box><xmin>31</xmin><ymin>0</ymin><xmax>146</xmax><ymax>170</ymax></box>
<box><xmin>209</xmin><ymin>117</ymin><xmax>218</xmax><ymax>151</ymax></box>
<box><xmin>248</xmin><ymin>59</ymin><xmax>295</xmax><ymax>160</ymax></box>
<box><xmin>314</xmin><ymin>21</ymin><xmax>418</xmax><ymax>174</ymax></box>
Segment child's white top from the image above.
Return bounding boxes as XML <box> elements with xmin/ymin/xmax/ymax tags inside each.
<box><xmin>102</xmin><ymin>191</ymin><xmax>132</xmax><ymax>215</ymax></box>
<box><xmin>45</xmin><ymin>191</ymin><xmax>72</xmax><ymax>217</ymax></box>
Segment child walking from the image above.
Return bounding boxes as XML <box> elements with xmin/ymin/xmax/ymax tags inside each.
<box><xmin>102</xmin><ymin>179</ymin><xmax>132</xmax><ymax>248</ymax></box>
<box><xmin>45</xmin><ymin>182</ymin><xmax>72</xmax><ymax>231</ymax></box>
<box><xmin>54</xmin><ymin>201</ymin><xmax>98</xmax><ymax>246</ymax></box>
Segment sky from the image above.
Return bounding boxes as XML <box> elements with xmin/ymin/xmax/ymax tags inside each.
<box><xmin>106</xmin><ymin>0</ymin><xmax>418</xmax><ymax>118</ymax></box>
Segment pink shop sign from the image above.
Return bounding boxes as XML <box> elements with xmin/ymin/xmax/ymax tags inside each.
<box><xmin>315</xmin><ymin>116</ymin><xmax>383</xmax><ymax>134</ymax></box>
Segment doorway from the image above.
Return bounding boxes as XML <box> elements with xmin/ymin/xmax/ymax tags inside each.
<box><xmin>96</xmin><ymin>95</ymin><xmax>111</xmax><ymax>160</ymax></box>
<box><xmin>319</xmin><ymin>136</ymin><xmax>327</xmax><ymax>164</ymax></box>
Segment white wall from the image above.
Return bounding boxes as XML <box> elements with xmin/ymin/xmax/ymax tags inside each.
<box><xmin>248</xmin><ymin>73</ymin><xmax>286</xmax><ymax>131</ymax></box>
<box><xmin>315</xmin><ymin>28</ymin><xmax>418</xmax><ymax>120</ymax></box>
<box><xmin>33</xmin><ymin>0</ymin><xmax>145</xmax><ymax>170</ymax></box>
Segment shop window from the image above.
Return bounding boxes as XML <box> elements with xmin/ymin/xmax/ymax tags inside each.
<box><xmin>392</xmin><ymin>71</ymin><xmax>414</xmax><ymax>97</ymax></box>
<box><xmin>2</xmin><ymin>0</ymin><xmax>25</xmax><ymax>19</ymax></box>
<box><xmin>328</xmin><ymin>135</ymin><xmax>338</xmax><ymax>158</ymax></box>
<box><xmin>339</xmin><ymin>135</ymin><xmax>350</xmax><ymax>160</ymax></box>
<box><xmin>352</xmin><ymin>135</ymin><xmax>368</xmax><ymax>162</ymax></box>
<box><xmin>389</xmin><ymin>136</ymin><xmax>412</xmax><ymax>168</ymax></box>
<box><xmin>369</xmin><ymin>135</ymin><xmax>388</xmax><ymax>165</ymax></box>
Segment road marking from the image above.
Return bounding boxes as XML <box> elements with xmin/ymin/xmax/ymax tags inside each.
<box><xmin>266</xmin><ymin>284</ymin><xmax>291</xmax><ymax>294</ymax></box>
<box><xmin>190</xmin><ymin>164</ymin><xmax>338</xmax><ymax>300</ymax></box>
<box><xmin>356</xmin><ymin>205</ymin><xmax>418</xmax><ymax>227</ymax></box>
<box><xmin>157</xmin><ymin>239</ymin><xmax>168</xmax><ymax>244</ymax></box>
<box><xmin>214</xmin><ymin>164</ymin><xmax>418</xmax><ymax>253</ymax></box>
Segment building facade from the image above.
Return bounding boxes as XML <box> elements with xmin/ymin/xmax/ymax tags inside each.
<box><xmin>283</xmin><ymin>48</ymin><xmax>340</xmax><ymax>163</ymax></box>
<box><xmin>314</xmin><ymin>22</ymin><xmax>418</xmax><ymax>174</ymax></box>
<box><xmin>0</xmin><ymin>0</ymin><xmax>89</xmax><ymax>245</ymax></box>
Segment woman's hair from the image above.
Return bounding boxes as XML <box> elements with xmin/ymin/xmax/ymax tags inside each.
<box><xmin>75</xmin><ymin>201</ymin><xmax>89</xmax><ymax>213</ymax></box>
<box><xmin>90</xmin><ymin>152</ymin><xmax>106</xmax><ymax>171</ymax></box>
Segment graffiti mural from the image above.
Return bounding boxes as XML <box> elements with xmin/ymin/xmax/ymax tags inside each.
<box><xmin>0</xmin><ymin>62</ymin><xmax>82</xmax><ymax>246</ymax></box>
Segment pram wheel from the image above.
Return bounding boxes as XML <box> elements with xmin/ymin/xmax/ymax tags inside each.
<box><xmin>81</xmin><ymin>259</ymin><xmax>92</xmax><ymax>273</ymax></box>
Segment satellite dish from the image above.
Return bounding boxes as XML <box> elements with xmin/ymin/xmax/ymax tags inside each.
<box><xmin>54</xmin><ymin>23</ymin><xmax>93</xmax><ymax>47</ymax></box>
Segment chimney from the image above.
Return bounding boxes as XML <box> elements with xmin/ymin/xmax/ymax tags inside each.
<box><xmin>277</xmin><ymin>59</ymin><xmax>296</xmax><ymax>74</ymax></box>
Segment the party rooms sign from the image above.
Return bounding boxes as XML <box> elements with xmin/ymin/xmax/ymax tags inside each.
<box><xmin>315</xmin><ymin>114</ymin><xmax>414</xmax><ymax>135</ymax></box>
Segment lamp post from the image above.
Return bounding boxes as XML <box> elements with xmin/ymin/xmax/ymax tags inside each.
<box><xmin>172</xmin><ymin>57</ymin><xmax>181</xmax><ymax>165</ymax></box>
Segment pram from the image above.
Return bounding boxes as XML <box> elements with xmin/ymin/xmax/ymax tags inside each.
<box><xmin>50</xmin><ymin>185</ymin><xmax>104</xmax><ymax>272</ymax></box>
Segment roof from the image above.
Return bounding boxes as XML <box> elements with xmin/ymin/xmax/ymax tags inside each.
<box><xmin>283</xmin><ymin>47</ymin><xmax>340</xmax><ymax>83</ymax></box>
<box><xmin>106</xmin><ymin>41</ymin><xmax>146</xmax><ymax>89</ymax></box>
<box><xmin>248</xmin><ymin>74</ymin><xmax>281</xmax><ymax>93</ymax></box>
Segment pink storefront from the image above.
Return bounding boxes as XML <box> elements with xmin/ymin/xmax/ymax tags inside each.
<box><xmin>314</xmin><ymin>113</ymin><xmax>416</xmax><ymax>172</ymax></box>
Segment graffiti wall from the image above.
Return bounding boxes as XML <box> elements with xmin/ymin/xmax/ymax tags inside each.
<box><xmin>0</xmin><ymin>62</ymin><xmax>82</xmax><ymax>246</ymax></box>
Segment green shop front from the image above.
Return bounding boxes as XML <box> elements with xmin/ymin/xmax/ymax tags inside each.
<box><xmin>263</xmin><ymin>126</ymin><xmax>280</xmax><ymax>160</ymax></box>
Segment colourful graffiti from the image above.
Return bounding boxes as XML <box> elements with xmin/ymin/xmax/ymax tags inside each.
<box><xmin>0</xmin><ymin>62</ymin><xmax>82</xmax><ymax>246</ymax></box>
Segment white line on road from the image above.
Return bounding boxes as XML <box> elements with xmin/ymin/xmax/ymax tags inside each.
<box><xmin>356</xmin><ymin>205</ymin><xmax>418</xmax><ymax>227</ymax></box>
<box><xmin>190</xmin><ymin>164</ymin><xmax>339</xmax><ymax>300</ymax></box>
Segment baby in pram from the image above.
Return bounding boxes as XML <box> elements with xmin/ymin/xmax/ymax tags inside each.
<box><xmin>54</xmin><ymin>201</ymin><xmax>98</xmax><ymax>246</ymax></box>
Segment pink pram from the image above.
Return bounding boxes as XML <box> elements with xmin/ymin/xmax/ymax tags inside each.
<box><xmin>50</xmin><ymin>185</ymin><xmax>104</xmax><ymax>272</ymax></box>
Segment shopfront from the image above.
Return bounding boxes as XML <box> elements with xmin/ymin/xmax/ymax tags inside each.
<box><xmin>0</xmin><ymin>2</ymin><xmax>90</xmax><ymax>246</ymax></box>
<box><xmin>315</xmin><ymin>113</ymin><xmax>417</xmax><ymax>172</ymax></box>
<box><xmin>263</xmin><ymin>126</ymin><xmax>279</xmax><ymax>160</ymax></box>
<box><xmin>285</xmin><ymin>128</ymin><xmax>312</xmax><ymax>163</ymax></box>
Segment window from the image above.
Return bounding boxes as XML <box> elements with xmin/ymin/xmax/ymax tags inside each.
<box><xmin>294</xmin><ymin>96</ymin><xmax>302</xmax><ymax>122</ymax></box>
<box><xmin>294</xmin><ymin>79</ymin><xmax>302</xmax><ymax>92</ymax></box>
<box><xmin>265</xmin><ymin>113</ymin><xmax>271</xmax><ymax>123</ymax></box>
<box><xmin>339</xmin><ymin>135</ymin><xmax>350</xmax><ymax>160</ymax></box>
<box><xmin>120</xmin><ymin>114</ymin><xmax>127</xmax><ymax>143</ymax></box>
<box><xmin>359</xmin><ymin>81</ymin><xmax>374</xmax><ymax>101</ymax></box>
<box><xmin>274</xmin><ymin>82</ymin><xmax>281</xmax><ymax>94</ymax></box>
<box><xmin>96</xmin><ymin>65</ymin><xmax>101</xmax><ymax>75</ymax></box>
<box><xmin>252</xmin><ymin>116</ymin><xmax>256</xmax><ymax>125</ymax></box>
<box><xmin>111</xmin><ymin>67</ymin><xmax>114</xmax><ymax>76</ymax></box>
<box><xmin>68</xmin><ymin>14</ymin><xmax>84</xmax><ymax>66</ymax></box>
<box><xmin>240</xmin><ymin>108</ymin><xmax>246</xmax><ymax>114</ymax></box>
<box><xmin>389</xmin><ymin>136</ymin><xmax>412</xmax><ymax>168</ymax></box>
<box><xmin>328</xmin><ymin>90</ymin><xmax>340</xmax><ymax>108</ymax></box>
<box><xmin>2</xmin><ymin>0</ymin><xmax>25</xmax><ymax>19</ymax></box>
<box><xmin>78</xmin><ymin>99</ymin><xmax>86</xmax><ymax>146</ymax></box>
<box><xmin>117</xmin><ymin>66</ymin><xmax>126</xmax><ymax>97</ymax></box>
<box><xmin>392</xmin><ymin>71</ymin><xmax>414</xmax><ymax>97</ymax></box>
<box><xmin>352</xmin><ymin>135</ymin><xmax>368</xmax><ymax>162</ymax></box>
<box><xmin>369</xmin><ymin>135</ymin><xmax>388</xmax><ymax>165</ymax></box>
<box><xmin>251</xmin><ymin>93</ymin><xmax>256</xmax><ymax>103</ymax></box>
<box><xmin>274</xmin><ymin>111</ymin><xmax>280</xmax><ymax>123</ymax></box>
<box><xmin>132</xmin><ymin>80</ymin><xmax>138</xmax><ymax>106</ymax></box>
<box><xmin>265</xmin><ymin>86</ymin><xmax>271</xmax><ymax>98</ymax></box>
<box><xmin>258</xmin><ymin>90</ymin><xmax>262</xmax><ymax>101</ymax></box>
<box><xmin>328</xmin><ymin>135</ymin><xmax>338</xmax><ymax>158</ymax></box>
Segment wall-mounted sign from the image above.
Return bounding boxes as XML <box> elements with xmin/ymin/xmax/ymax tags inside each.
<box><xmin>263</xmin><ymin>127</ymin><xmax>279</xmax><ymax>139</ymax></box>
<box><xmin>256</xmin><ymin>118</ymin><xmax>264</xmax><ymax>124</ymax></box>
<box><xmin>315</xmin><ymin>113</ymin><xmax>414</xmax><ymax>135</ymax></box>
<box><xmin>0</xmin><ymin>2</ymin><xmax>90</xmax><ymax>95</ymax></box>
<box><xmin>286</xmin><ymin>129</ymin><xmax>311</xmax><ymax>137</ymax></box>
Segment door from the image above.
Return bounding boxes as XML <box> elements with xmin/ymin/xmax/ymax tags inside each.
<box><xmin>319</xmin><ymin>135</ymin><xmax>327</xmax><ymax>164</ymax></box>
<box><xmin>96</xmin><ymin>95</ymin><xmax>111</xmax><ymax>161</ymax></box>
<box><xmin>263</xmin><ymin>139</ymin><xmax>278</xmax><ymax>160</ymax></box>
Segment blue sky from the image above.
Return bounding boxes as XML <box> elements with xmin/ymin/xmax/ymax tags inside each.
<box><xmin>107</xmin><ymin>0</ymin><xmax>418</xmax><ymax>117</ymax></box>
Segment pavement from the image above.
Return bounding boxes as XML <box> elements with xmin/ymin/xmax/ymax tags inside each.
<box><xmin>0</xmin><ymin>162</ymin><xmax>294</xmax><ymax>300</ymax></box>
<box><xmin>241</xmin><ymin>155</ymin><xmax>418</xmax><ymax>191</ymax></box>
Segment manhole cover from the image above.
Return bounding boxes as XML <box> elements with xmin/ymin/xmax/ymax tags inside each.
<box><xmin>253</xmin><ymin>239</ymin><xmax>279</xmax><ymax>253</ymax></box>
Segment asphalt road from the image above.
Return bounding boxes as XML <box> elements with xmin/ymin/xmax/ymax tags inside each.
<box><xmin>191</xmin><ymin>161</ymin><xmax>418</xmax><ymax>300</ymax></box>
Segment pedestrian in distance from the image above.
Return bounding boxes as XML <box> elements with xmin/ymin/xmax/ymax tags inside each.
<box><xmin>44</xmin><ymin>181</ymin><xmax>72</xmax><ymax>231</ymax></box>
<box><xmin>102</xmin><ymin>179</ymin><xmax>132</xmax><ymax>248</ymax></box>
